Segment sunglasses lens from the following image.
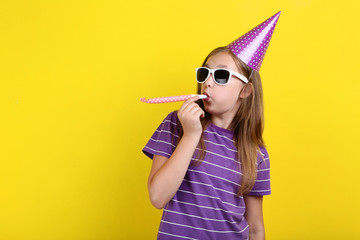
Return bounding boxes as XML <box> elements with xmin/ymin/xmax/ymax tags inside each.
<box><xmin>214</xmin><ymin>70</ymin><xmax>230</xmax><ymax>85</ymax></box>
<box><xmin>197</xmin><ymin>68</ymin><xmax>209</xmax><ymax>83</ymax></box>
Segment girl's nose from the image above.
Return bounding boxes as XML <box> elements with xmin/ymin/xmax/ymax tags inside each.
<box><xmin>205</xmin><ymin>73</ymin><xmax>214</xmax><ymax>87</ymax></box>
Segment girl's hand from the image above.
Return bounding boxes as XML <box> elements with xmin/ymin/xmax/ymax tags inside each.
<box><xmin>177</xmin><ymin>96</ymin><xmax>205</xmax><ymax>141</ymax></box>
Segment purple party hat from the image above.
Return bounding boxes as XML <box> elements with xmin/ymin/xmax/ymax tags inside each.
<box><xmin>227</xmin><ymin>11</ymin><xmax>281</xmax><ymax>71</ymax></box>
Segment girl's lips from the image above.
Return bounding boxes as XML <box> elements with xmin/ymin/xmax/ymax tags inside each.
<box><xmin>203</xmin><ymin>92</ymin><xmax>210</xmax><ymax>102</ymax></box>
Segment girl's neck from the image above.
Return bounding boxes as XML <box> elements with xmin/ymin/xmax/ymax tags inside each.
<box><xmin>210</xmin><ymin>113</ymin><xmax>235</xmax><ymax>131</ymax></box>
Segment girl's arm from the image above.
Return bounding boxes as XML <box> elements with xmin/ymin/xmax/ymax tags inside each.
<box><xmin>147</xmin><ymin>135</ymin><xmax>198</xmax><ymax>209</ymax></box>
<box><xmin>244</xmin><ymin>195</ymin><xmax>265</xmax><ymax>240</ymax></box>
<box><xmin>147</xmin><ymin>96</ymin><xmax>205</xmax><ymax>209</ymax></box>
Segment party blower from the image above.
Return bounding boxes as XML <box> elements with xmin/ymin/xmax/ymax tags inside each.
<box><xmin>140</xmin><ymin>94</ymin><xmax>207</xmax><ymax>104</ymax></box>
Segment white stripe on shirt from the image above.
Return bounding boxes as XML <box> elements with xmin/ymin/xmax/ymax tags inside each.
<box><xmin>163</xmin><ymin>209</ymin><xmax>243</xmax><ymax>224</ymax></box>
<box><xmin>149</xmin><ymin>137</ymin><xmax>176</xmax><ymax>148</ymax></box>
<box><xmin>249</xmin><ymin>189</ymin><xmax>271</xmax><ymax>192</ymax></box>
<box><xmin>255</xmin><ymin>179</ymin><xmax>270</xmax><ymax>182</ymax></box>
<box><xmin>143</xmin><ymin>146</ymin><xmax>171</xmax><ymax>157</ymax></box>
<box><xmin>158</xmin><ymin>231</ymin><xmax>199</xmax><ymax>240</ymax></box>
<box><xmin>155</xmin><ymin>129</ymin><xmax>179</xmax><ymax>138</ymax></box>
<box><xmin>182</xmin><ymin>179</ymin><xmax>243</xmax><ymax>199</ymax></box>
<box><xmin>177</xmin><ymin>189</ymin><xmax>245</xmax><ymax>210</ymax></box>
<box><xmin>204</xmin><ymin>130</ymin><xmax>234</xmax><ymax>142</ymax></box>
<box><xmin>187</xmin><ymin>169</ymin><xmax>240</xmax><ymax>187</ymax></box>
<box><xmin>162</xmin><ymin>119</ymin><xmax>177</xmax><ymax>126</ymax></box>
<box><xmin>204</xmin><ymin>139</ymin><xmax>237</xmax><ymax>152</ymax></box>
<box><xmin>195</xmin><ymin>148</ymin><xmax>239</xmax><ymax>165</ymax></box>
<box><xmin>161</xmin><ymin>220</ymin><xmax>249</xmax><ymax>233</ymax></box>
<box><xmin>191</xmin><ymin>158</ymin><xmax>242</xmax><ymax>176</ymax></box>
<box><xmin>171</xmin><ymin>199</ymin><xmax>243</xmax><ymax>216</ymax></box>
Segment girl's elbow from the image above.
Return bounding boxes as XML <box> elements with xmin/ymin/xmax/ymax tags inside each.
<box><xmin>149</xmin><ymin>194</ymin><xmax>167</xmax><ymax>209</ymax></box>
<box><xmin>148</xmin><ymin>187</ymin><xmax>167</xmax><ymax>209</ymax></box>
<box><xmin>151</xmin><ymin>200</ymin><xmax>166</xmax><ymax>209</ymax></box>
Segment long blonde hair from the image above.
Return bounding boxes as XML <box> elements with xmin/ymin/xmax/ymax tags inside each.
<box><xmin>177</xmin><ymin>46</ymin><xmax>266</xmax><ymax>196</ymax></box>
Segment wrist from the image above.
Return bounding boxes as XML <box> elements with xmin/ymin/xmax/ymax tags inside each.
<box><xmin>182</xmin><ymin>132</ymin><xmax>201</xmax><ymax>145</ymax></box>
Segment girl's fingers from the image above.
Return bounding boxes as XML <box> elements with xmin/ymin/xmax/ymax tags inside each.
<box><xmin>184</xmin><ymin>103</ymin><xmax>205</xmax><ymax>121</ymax></box>
<box><xmin>179</xmin><ymin>96</ymin><xmax>199</xmax><ymax>112</ymax></box>
<box><xmin>194</xmin><ymin>108</ymin><xmax>205</xmax><ymax>118</ymax></box>
<box><xmin>187</xmin><ymin>103</ymin><xmax>202</xmax><ymax>115</ymax></box>
<box><xmin>186</xmin><ymin>102</ymin><xmax>200</xmax><ymax>113</ymax></box>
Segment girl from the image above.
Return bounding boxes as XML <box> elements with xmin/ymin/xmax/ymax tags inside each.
<box><xmin>143</xmin><ymin>11</ymin><xmax>280</xmax><ymax>240</ymax></box>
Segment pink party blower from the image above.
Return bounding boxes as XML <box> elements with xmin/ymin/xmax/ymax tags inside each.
<box><xmin>140</xmin><ymin>94</ymin><xmax>207</xmax><ymax>104</ymax></box>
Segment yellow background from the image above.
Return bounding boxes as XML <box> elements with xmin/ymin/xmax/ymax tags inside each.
<box><xmin>1</xmin><ymin>0</ymin><xmax>359</xmax><ymax>239</ymax></box>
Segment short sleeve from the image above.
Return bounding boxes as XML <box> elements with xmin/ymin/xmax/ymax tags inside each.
<box><xmin>247</xmin><ymin>146</ymin><xmax>271</xmax><ymax>196</ymax></box>
<box><xmin>142</xmin><ymin>111</ymin><xmax>180</xmax><ymax>160</ymax></box>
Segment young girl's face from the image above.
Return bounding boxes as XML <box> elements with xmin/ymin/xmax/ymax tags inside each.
<box><xmin>201</xmin><ymin>52</ymin><xmax>246</xmax><ymax>118</ymax></box>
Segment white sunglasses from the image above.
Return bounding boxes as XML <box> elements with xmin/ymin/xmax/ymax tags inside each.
<box><xmin>196</xmin><ymin>67</ymin><xmax>249</xmax><ymax>85</ymax></box>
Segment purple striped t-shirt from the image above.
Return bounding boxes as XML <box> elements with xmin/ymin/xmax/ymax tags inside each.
<box><xmin>143</xmin><ymin>111</ymin><xmax>271</xmax><ymax>240</ymax></box>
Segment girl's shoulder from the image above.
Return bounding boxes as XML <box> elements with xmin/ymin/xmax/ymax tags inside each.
<box><xmin>257</xmin><ymin>144</ymin><xmax>270</xmax><ymax>163</ymax></box>
<box><xmin>162</xmin><ymin>110</ymin><xmax>181</xmax><ymax>126</ymax></box>
<box><xmin>165</xmin><ymin>110</ymin><xmax>179</xmax><ymax>120</ymax></box>
<box><xmin>158</xmin><ymin>111</ymin><xmax>182</xmax><ymax>132</ymax></box>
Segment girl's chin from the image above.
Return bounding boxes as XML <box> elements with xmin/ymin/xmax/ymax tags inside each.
<box><xmin>204</xmin><ymin>104</ymin><xmax>215</xmax><ymax>114</ymax></box>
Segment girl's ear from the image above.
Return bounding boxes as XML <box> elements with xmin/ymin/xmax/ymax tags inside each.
<box><xmin>239</xmin><ymin>83</ymin><xmax>253</xmax><ymax>99</ymax></box>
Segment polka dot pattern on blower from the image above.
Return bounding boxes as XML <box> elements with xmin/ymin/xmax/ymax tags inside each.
<box><xmin>140</xmin><ymin>94</ymin><xmax>193</xmax><ymax>104</ymax></box>
<box><xmin>227</xmin><ymin>11</ymin><xmax>281</xmax><ymax>72</ymax></box>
